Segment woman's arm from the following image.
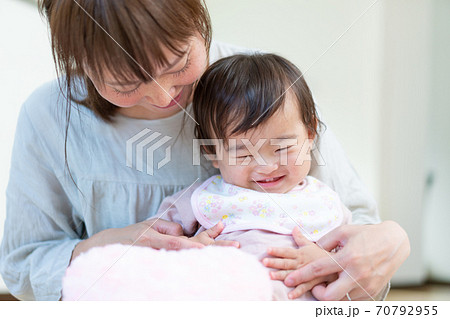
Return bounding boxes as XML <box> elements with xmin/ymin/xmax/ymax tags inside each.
<box><xmin>285</xmin><ymin>221</ymin><xmax>410</xmax><ymax>300</ymax></box>
<box><xmin>263</xmin><ymin>227</ymin><xmax>338</xmax><ymax>299</ymax></box>
<box><xmin>286</xmin><ymin>123</ymin><xmax>409</xmax><ymax>300</ymax></box>
<box><xmin>0</xmin><ymin>104</ymin><xmax>83</xmax><ymax>300</ymax></box>
<box><xmin>0</xmin><ymin>101</ymin><xmax>202</xmax><ymax>300</ymax></box>
<box><xmin>151</xmin><ymin>187</ymin><xmax>239</xmax><ymax>247</ymax></box>
<box><xmin>70</xmin><ymin>218</ymin><xmax>204</xmax><ymax>263</ymax></box>
<box><xmin>71</xmin><ymin>182</ymin><xmax>210</xmax><ymax>261</ymax></box>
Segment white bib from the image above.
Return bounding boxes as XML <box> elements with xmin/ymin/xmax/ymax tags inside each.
<box><xmin>191</xmin><ymin>175</ymin><xmax>347</xmax><ymax>242</ymax></box>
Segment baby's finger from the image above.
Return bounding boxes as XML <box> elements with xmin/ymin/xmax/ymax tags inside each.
<box><xmin>266</xmin><ymin>246</ymin><xmax>298</xmax><ymax>259</ymax></box>
<box><xmin>269</xmin><ymin>270</ymin><xmax>291</xmax><ymax>281</ymax></box>
<box><xmin>204</xmin><ymin>222</ymin><xmax>224</xmax><ymax>239</ymax></box>
<box><xmin>213</xmin><ymin>240</ymin><xmax>240</xmax><ymax>248</ymax></box>
<box><xmin>292</xmin><ymin>227</ymin><xmax>314</xmax><ymax>248</ymax></box>
<box><xmin>263</xmin><ymin>257</ymin><xmax>297</xmax><ymax>270</ymax></box>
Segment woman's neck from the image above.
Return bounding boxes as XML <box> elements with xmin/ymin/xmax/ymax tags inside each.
<box><xmin>117</xmin><ymin>105</ymin><xmax>184</xmax><ymax>120</ymax></box>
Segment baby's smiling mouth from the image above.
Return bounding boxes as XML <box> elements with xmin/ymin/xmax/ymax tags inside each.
<box><xmin>255</xmin><ymin>175</ymin><xmax>285</xmax><ymax>184</ymax></box>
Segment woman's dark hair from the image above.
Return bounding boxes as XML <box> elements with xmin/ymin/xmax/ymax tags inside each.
<box><xmin>37</xmin><ymin>0</ymin><xmax>212</xmax><ymax>188</ymax></box>
<box><xmin>38</xmin><ymin>0</ymin><xmax>212</xmax><ymax>121</ymax></box>
<box><xmin>193</xmin><ymin>53</ymin><xmax>321</xmax><ymax>155</ymax></box>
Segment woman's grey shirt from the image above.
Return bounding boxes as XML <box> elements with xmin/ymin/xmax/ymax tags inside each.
<box><xmin>0</xmin><ymin>41</ymin><xmax>379</xmax><ymax>300</ymax></box>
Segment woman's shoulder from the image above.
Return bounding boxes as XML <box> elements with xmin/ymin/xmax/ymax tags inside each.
<box><xmin>22</xmin><ymin>78</ymin><xmax>61</xmax><ymax>115</ymax></box>
<box><xmin>21</xmin><ymin>77</ymin><xmax>96</xmax><ymax>131</ymax></box>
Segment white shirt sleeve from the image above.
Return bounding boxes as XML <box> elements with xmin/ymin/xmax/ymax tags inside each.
<box><xmin>309</xmin><ymin>125</ymin><xmax>380</xmax><ymax>225</ymax></box>
<box><xmin>0</xmin><ymin>101</ymin><xmax>82</xmax><ymax>300</ymax></box>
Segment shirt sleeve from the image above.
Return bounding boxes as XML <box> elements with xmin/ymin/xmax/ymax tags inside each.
<box><xmin>0</xmin><ymin>102</ymin><xmax>83</xmax><ymax>300</ymax></box>
<box><xmin>153</xmin><ymin>183</ymin><xmax>201</xmax><ymax>237</ymax></box>
<box><xmin>309</xmin><ymin>125</ymin><xmax>380</xmax><ymax>225</ymax></box>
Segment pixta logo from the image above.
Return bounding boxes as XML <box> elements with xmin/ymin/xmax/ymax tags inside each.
<box><xmin>126</xmin><ymin>129</ymin><xmax>172</xmax><ymax>175</ymax></box>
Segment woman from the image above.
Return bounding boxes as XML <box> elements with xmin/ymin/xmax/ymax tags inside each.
<box><xmin>0</xmin><ymin>0</ymin><xmax>409</xmax><ymax>301</ymax></box>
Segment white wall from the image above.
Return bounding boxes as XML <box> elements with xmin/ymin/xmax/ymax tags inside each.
<box><xmin>206</xmin><ymin>0</ymin><xmax>449</xmax><ymax>286</ymax></box>
<box><xmin>206</xmin><ymin>0</ymin><xmax>384</xmax><ymax>201</ymax></box>
<box><xmin>378</xmin><ymin>0</ymin><xmax>433</xmax><ymax>285</ymax></box>
<box><xmin>423</xmin><ymin>0</ymin><xmax>450</xmax><ymax>283</ymax></box>
<box><xmin>1</xmin><ymin>0</ymin><xmax>448</xmax><ymax>294</ymax></box>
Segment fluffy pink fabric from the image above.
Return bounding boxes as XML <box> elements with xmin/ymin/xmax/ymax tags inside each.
<box><xmin>62</xmin><ymin>244</ymin><xmax>273</xmax><ymax>300</ymax></box>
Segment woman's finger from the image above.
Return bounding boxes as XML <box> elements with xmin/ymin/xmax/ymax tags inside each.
<box><xmin>311</xmin><ymin>283</ymin><xmax>327</xmax><ymax>300</ymax></box>
<box><xmin>288</xmin><ymin>277</ymin><xmax>321</xmax><ymax>300</ymax></box>
<box><xmin>263</xmin><ymin>257</ymin><xmax>297</xmax><ymax>270</ymax></box>
<box><xmin>311</xmin><ymin>272</ymin><xmax>357</xmax><ymax>301</ymax></box>
<box><xmin>145</xmin><ymin>219</ymin><xmax>185</xmax><ymax>236</ymax></box>
<box><xmin>146</xmin><ymin>232</ymin><xmax>204</xmax><ymax>250</ymax></box>
<box><xmin>213</xmin><ymin>240</ymin><xmax>240</xmax><ymax>248</ymax></box>
<box><xmin>287</xmin><ymin>273</ymin><xmax>337</xmax><ymax>299</ymax></box>
<box><xmin>315</xmin><ymin>225</ymin><xmax>349</xmax><ymax>251</ymax></box>
<box><xmin>269</xmin><ymin>270</ymin><xmax>291</xmax><ymax>281</ymax></box>
<box><xmin>284</xmin><ymin>255</ymin><xmax>344</xmax><ymax>286</ymax></box>
<box><xmin>266</xmin><ymin>246</ymin><xmax>298</xmax><ymax>259</ymax></box>
<box><xmin>337</xmin><ymin>288</ymin><xmax>357</xmax><ymax>301</ymax></box>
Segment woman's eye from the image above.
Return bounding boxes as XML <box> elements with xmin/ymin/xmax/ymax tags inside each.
<box><xmin>113</xmin><ymin>87</ymin><xmax>139</xmax><ymax>97</ymax></box>
<box><xmin>173</xmin><ymin>57</ymin><xmax>191</xmax><ymax>77</ymax></box>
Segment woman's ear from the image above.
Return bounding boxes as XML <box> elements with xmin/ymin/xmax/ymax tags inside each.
<box><xmin>212</xmin><ymin>160</ymin><xmax>219</xmax><ymax>169</ymax></box>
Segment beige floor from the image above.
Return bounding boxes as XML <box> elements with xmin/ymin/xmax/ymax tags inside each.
<box><xmin>386</xmin><ymin>284</ymin><xmax>450</xmax><ymax>301</ymax></box>
<box><xmin>1</xmin><ymin>284</ymin><xmax>449</xmax><ymax>301</ymax></box>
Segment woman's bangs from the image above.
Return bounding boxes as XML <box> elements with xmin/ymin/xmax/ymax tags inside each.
<box><xmin>79</xmin><ymin>3</ymin><xmax>194</xmax><ymax>86</ymax></box>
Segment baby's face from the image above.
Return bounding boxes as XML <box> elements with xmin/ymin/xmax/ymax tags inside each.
<box><xmin>212</xmin><ymin>91</ymin><xmax>314</xmax><ymax>193</ymax></box>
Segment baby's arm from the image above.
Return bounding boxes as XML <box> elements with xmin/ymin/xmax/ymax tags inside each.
<box><xmin>263</xmin><ymin>227</ymin><xmax>337</xmax><ymax>300</ymax></box>
<box><xmin>154</xmin><ymin>186</ymin><xmax>238</xmax><ymax>247</ymax></box>
<box><xmin>152</xmin><ymin>185</ymin><xmax>201</xmax><ymax>237</ymax></box>
<box><xmin>264</xmin><ymin>203</ymin><xmax>352</xmax><ymax>300</ymax></box>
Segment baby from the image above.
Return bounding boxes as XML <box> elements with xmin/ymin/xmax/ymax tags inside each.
<box><xmin>155</xmin><ymin>53</ymin><xmax>351</xmax><ymax>300</ymax></box>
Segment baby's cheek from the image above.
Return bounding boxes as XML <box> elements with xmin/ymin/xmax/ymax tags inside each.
<box><xmin>225</xmin><ymin>166</ymin><xmax>252</xmax><ymax>189</ymax></box>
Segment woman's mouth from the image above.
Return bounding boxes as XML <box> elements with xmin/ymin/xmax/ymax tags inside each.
<box><xmin>155</xmin><ymin>89</ymin><xmax>183</xmax><ymax>109</ymax></box>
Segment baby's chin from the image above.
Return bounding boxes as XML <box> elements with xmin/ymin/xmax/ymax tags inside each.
<box><xmin>245</xmin><ymin>178</ymin><xmax>301</xmax><ymax>194</ymax></box>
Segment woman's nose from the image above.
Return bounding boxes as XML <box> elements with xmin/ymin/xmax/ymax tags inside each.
<box><xmin>143</xmin><ymin>80</ymin><xmax>177</xmax><ymax>107</ymax></box>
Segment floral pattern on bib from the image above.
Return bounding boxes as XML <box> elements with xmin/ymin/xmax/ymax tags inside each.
<box><xmin>190</xmin><ymin>175</ymin><xmax>347</xmax><ymax>241</ymax></box>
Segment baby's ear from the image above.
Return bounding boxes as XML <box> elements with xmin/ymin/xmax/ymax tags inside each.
<box><xmin>308</xmin><ymin>118</ymin><xmax>319</xmax><ymax>140</ymax></box>
<box><xmin>308</xmin><ymin>130</ymin><xmax>316</xmax><ymax>141</ymax></box>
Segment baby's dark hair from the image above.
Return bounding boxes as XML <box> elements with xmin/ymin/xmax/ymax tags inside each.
<box><xmin>193</xmin><ymin>53</ymin><xmax>320</xmax><ymax>154</ymax></box>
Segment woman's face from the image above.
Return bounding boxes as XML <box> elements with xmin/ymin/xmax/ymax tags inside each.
<box><xmin>87</xmin><ymin>34</ymin><xmax>208</xmax><ymax>120</ymax></box>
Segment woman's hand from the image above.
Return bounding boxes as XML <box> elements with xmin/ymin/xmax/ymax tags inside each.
<box><xmin>284</xmin><ymin>221</ymin><xmax>410</xmax><ymax>301</ymax></box>
<box><xmin>70</xmin><ymin>218</ymin><xmax>204</xmax><ymax>263</ymax></box>
<box><xmin>263</xmin><ymin>227</ymin><xmax>336</xmax><ymax>299</ymax></box>
<box><xmin>190</xmin><ymin>222</ymin><xmax>240</xmax><ymax>247</ymax></box>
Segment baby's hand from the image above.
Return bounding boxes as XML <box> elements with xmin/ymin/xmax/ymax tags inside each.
<box><xmin>263</xmin><ymin>227</ymin><xmax>336</xmax><ymax>299</ymax></box>
<box><xmin>190</xmin><ymin>222</ymin><xmax>240</xmax><ymax>248</ymax></box>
